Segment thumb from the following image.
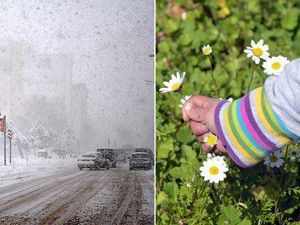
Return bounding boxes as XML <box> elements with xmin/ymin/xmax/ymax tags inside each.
<box><xmin>183</xmin><ymin>103</ymin><xmax>207</xmax><ymax>123</ymax></box>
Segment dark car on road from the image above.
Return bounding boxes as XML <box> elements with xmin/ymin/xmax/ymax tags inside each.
<box><xmin>77</xmin><ymin>153</ymin><xmax>111</xmax><ymax>170</ymax></box>
<box><xmin>97</xmin><ymin>149</ymin><xmax>117</xmax><ymax>167</ymax></box>
<box><xmin>134</xmin><ymin>148</ymin><xmax>154</xmax><ymax>166</ymax></box>
<box><xmin>129</xmin><ymin>152</ymin><xmax>152</xmax><ymax>170</ymax></box>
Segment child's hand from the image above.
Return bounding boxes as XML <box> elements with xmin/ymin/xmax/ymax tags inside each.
<box><xmin>182</xmin><ymin>95</ymin><xmax>226</xmax><ymax>153</ymax></box>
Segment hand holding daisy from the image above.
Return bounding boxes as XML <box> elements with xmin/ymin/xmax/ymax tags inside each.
<box><xmin>182</xmin><ymin>95</ymin><xmax>226</xmax><ymax>153</ymax></box>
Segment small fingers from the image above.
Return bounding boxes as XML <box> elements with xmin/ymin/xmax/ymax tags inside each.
<box><xmin>197</xmin><ymin>134</ymin><xmax>205</xmax><ymax>142</ymax></box>
<box><xmin>186</xmin><ymin>95</ymin><xmax>211</xmax><ymax>108</ymax></box>
<box><xmin>190</xmin><ymin>121</ymin><xmax>209</xmax><ymax>136</ymax></box>
<box><xmin>183</xmin><ymin>103</ymin><xmax>206</xmax><ymax>123</ymax></box>
<box><xmin>182</xmin><ymin>95</ymin><xmax>210</xmax><ymax>122</ymax></box>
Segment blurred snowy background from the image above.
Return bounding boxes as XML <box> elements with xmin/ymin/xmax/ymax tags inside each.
<box><xmin>0</xmin><ymin>0</ymin><xmax>154</xmax><ymax>165</ymax></box>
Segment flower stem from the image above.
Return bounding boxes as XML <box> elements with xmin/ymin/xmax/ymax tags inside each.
<box><xmin>275</xmin><ymin>146</ymin><xmax>289</xmax><ymax>222</ymax></box>
<box><xmin>247</xmin><ymin>61</ymin><xmax>255</xmax><ymax>92</ymax></box>
<box><xmin>200</xmin><ymin>183</ymin><xmax>209</xmax><ymax>212</ymax></box>
<box><xmin>208</xmin><ymin>55</ymin><xmax>220</xmax><ymax>98</ymax></box>
<box><xmin>185</xmin><ymin>181</ymin><xmax>207</xmax><ymax>219</ymax></box>
<box><xmin>279</xmin><ymin>145</ymin><xmax>289</xmax><ymax>185</ymax></box>
<box><xmin>211</xmin><ymin>183</ymin><xmax>221</xmax><ymax>210</ymax></box>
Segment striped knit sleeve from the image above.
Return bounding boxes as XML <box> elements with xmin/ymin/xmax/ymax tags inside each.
<box><xmin>214</xmin><ymin>87</ymin><xmax>299</xmax><ymax>168</ymax></box>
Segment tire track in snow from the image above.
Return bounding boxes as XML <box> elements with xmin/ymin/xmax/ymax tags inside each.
<box><xmin>0</xmin><ymin>171</ymin><xmax>97</xmax><ymax>215</ymax></box>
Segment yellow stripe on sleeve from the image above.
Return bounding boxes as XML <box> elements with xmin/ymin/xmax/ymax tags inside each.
<box><xmin>255</xmin><ymin>88</ymin><xmax>289</xmax><ymax>145</ymax></box>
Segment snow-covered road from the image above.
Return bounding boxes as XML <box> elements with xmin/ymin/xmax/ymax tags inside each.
<box><xmin>0</xmin><ymin>162</ymin><xmax>154</xmax><ymax>225</ymax></box>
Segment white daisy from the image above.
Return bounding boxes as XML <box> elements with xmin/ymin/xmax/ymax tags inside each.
<box><xmin>264</xmin><ymin>150</ymin><xmax>284</xmax><ymax>168</ymax></box>
<box><xmin>179</xmin><ymin>95</ymin><xmax>191</xmax><ymax>108</ymax></box>
<box><xmin>262</xmin><ymin>56</ymin><xmax>290</xmax><ymax>76</ymax></box>
<box><xmin>288</xmin><ymin>148</ymin><xmax>300</xmax><ymax>159</ymax></box>
<box><xmin>203</xmin><ymin>132</ymin><xmax>218</xmax><ymax>148</ymax></box>
<box><xmin>159</xmin><ymin>72</ymin><xmax>186</xmax><ymax>93</ymax></box>
<box><xmin>200</xmin><ymin>156</ymin><xmax>228</xmax><ymax>183</ymax></box>
<box><xmin>202</xmin><ymin>45</ymin><xmax>212</xmax><ymax>56</ymax></box>
<box><xmin>244</xmin><ymin>39</ymin><xmax>270</xmax><ymax>64</ymax></box>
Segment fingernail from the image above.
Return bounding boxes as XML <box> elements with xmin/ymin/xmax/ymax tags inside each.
<box><xmin>185</xmin><ymin>103</ymin><xmax>192</xmax><ymax>111</ymax></box>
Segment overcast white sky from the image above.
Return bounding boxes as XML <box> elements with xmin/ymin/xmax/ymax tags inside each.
<box><xmin>0</xmin><ymin>0</ymin><xmax>154</xmax><ymax>151</ymax></box>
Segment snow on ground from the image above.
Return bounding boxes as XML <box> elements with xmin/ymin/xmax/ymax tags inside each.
<box><xmin>0</xmin><ymin>161</ymin><xmax>154</xmax><ymax>224</ymax></box>
<box><xmin>136</xmin><ymin>169</ymin><xmax>154</xmax><ymax>217</ymax></box>
<box><xmin>0</xmin><ymin>156</ymin><xmax>76</xmax><ymax>188</ymax></box>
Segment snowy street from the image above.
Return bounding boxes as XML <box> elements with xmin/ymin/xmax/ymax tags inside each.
<box><xmin>0</xmin><ymin>161</ymin><xmax>154</xmax><ymax>225</ymax></box>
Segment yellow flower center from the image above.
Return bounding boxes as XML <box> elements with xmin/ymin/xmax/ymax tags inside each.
<box><xmin>204</xmin><ymin>48</ymin><xmax>210</xmax><ymax>55</ymax></box>
<box><xmin>171</xmin><ymin>82</ymin><xmax>180</xmax><ymax>91</ymax></box>
<box><xmin>207</xmin><ymin>135</ymin><xmax>217</xmax><ymax>146</ymax></box>
<box><xmin>271</xmin><ymin>62</ymin><xmax>281</xmax><ymax>70</ymax></box>
<box><xmin>209</xmin><ymin>166</ymin><xmax>219</xmax><ymax>175</ymax></box>
<box><xmin>204</xmin><ymin>48</ymin><xmax>211</xmax><ymax>55</ymax></box>
<box><xmin>253</xmin><ymin>48</ymin><xmax>263</xmax><ymax>57</ymax></box>
<box><xmin>270</xmin><ymin>155</ymin><xmax>278</xmax><ymax>163</ymax></box>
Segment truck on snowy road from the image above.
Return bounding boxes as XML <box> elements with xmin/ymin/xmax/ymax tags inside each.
<box><xmin>97</xmin><ymin>149</ymin><xmax>117</xmax><ymax>168</ymax></box>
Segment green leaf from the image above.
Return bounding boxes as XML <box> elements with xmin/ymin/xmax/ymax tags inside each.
<box><xmin>163</xmin><ymin>181</ymin><xmax>179</xmax><ymax>198</ymax></box>
<box><xmin>170</xmin><ymin>164</ymin><xmax>194</xmax><ymax>179</ymax></box>
<box><xmin>249</xmin><ymin>185</ymin><xmax>267</xmax><ymax>202</ymax></box>
<box><xmin>178</xmin><ymin>33</ymin><xmax>192</xmax><ymax>46</ymax></box>
<box><xmin>176</xmin><ymin>127</ymin><xmax>195</xmax><ymax>144</ymax></box>
<box><xmin>181</xmin><ymin>144</ymin><xmax>196</xmax><ymax>161</ymax></box>
<box><xmin>281</xmin><ymin>8</ymin><xmax>298</xmax><ymax>30</ymax></box>
<box><xmin>156</xmin><ymin>191</ymin><xmax>168</xmax><ymax>206</ymax></box>
<box><xmin>284</xmin><ymin>207</ymin><xmax>295</xmax><ymax>214</ymax></box>
<box><xmin>169</xmin><ymin>166</ymin><xmax>184</xmax><ymax>179</ymax></box>
<box><xmin>238</xmin><ymin>219</ymin><xmax>252</xmax><ymax>225</ymax></box>
<box><xmin>157</xmin><ymin>139</ymin><xmax>174</xmax><ymax>159</ymax></box>
<box><xmin>157</xmin><ymin>42</ymin><xmax>170</xmax><ymax>54</ymax></box>
<box><xmin>160</xmin><ymin>212</ymin><xmax>170</xmax><ymax>222</ymax></box>
<box><xmin>164</xmin><ymin>20</ymin><xmax>179</xmax><ymax>34</ymax></box>
<box><xmin>217</xmin><ymin>205</ymin><xmax>242</xmax><ymax>225</ymax></box>
<box><xmin>190</xmin><ymin>68</ymin><xmax>202</xmax><ymax>83</ymax></box>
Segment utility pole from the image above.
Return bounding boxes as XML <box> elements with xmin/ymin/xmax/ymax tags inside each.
<box><xmin>9</xmin><ymin>137</ymin><xmax>11</xmax><ymax>163</ymax></box>
<box><xmin>3</xmin><ymin>116</ymin><xmax>6</xmax><ymax>166</ymax></box>
<box><xmin>8</xmin><ymin>130</ymin><xmax>13</xmax><ymax>163</ymax></box>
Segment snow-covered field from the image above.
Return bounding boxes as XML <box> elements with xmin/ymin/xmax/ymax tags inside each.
<box><xmin>0</xmin><ymin>157</ymin><xmax>76</xmax><ymax>188</ymax></box>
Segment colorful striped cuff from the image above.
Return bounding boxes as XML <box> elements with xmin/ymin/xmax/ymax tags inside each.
<box><xmin>214</xmin><ymin>87</ymin><xmax>295</xmax><ymax>168</ymax></box>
